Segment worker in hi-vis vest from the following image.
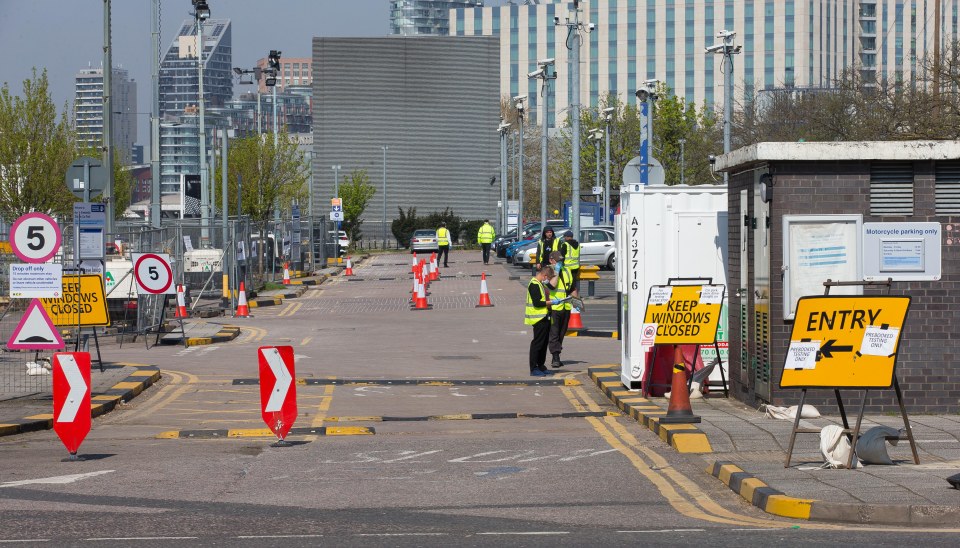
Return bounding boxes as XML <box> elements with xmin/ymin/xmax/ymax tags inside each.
<box><xmin>561</xmin><ymin>230</ymin><xmax>581</xmax><ymax>296</ymax></box>
<box><xmin>535</xmin><ymin>226</ymin><xmax>559</xmax><ymax>270</ymax></box>
<box><xmin>526</xmin><ymin>265</ymin><xmax>557</xmax><ymax>377</ymax></box>
<box><xmin>477</xmin><ymin>220</ymin><xmax>496</xmax><ymax>265</ymax></box>
<box><xmin>436</xmin><ymin>222</ymin><xmax>451</xmax><ymax>268</ymax></box>
<box><xmin>547</xmin><ymin>250</ymin><xmax>573</xmax><ymax>368</ymax></box>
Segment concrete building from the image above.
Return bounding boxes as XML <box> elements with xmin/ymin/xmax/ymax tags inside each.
<box><xmin>717</xmin><ymin>141</ymin><xmax>960</xmax><ymax>413</ymax></box>
<box><xmin>254</xmin><ymin>57</ymin><xmax>312</xmax><ymax>94</ymax></box>
<box><xmin>312</xmin><ymin>36</ymin><xmax>500</xmax><ymax>239</ymax></box>
<box><xmin>453</xmin><ymin>0</ymin><xmax>960</xmax><ymax>128</ymax></box>
<box><xmin>390</xmin><ymin>0</ymin><xmax>485</xmax><ymax>36</ymax></box>
<box><xmin>73</xmin><ymin>67</ymin><xmax>137</xmax><ymax>161</ymax></box>
<box><xmin>159</xmin><ymin>18</ymin><xmax>232</xmax><ymax>118</ymax></box>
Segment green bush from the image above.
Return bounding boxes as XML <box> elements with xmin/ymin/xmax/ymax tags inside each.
<box><xmin>391</xmin><ymin>207</ymin><xmax>418</xmax><ymax>248</ymax></box>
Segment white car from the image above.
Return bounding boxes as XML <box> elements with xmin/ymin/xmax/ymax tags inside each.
<box><xmin>520</xmin><ymin>228</ymin><xmax>616</xmax><ymax>269</ymax></box>
<box><xmin>329</xmin><ymin>230</ymin><xmax>350</xmax><ymax>250</ymax></box>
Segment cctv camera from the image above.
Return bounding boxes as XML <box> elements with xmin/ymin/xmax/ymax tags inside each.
<box><xmin>602</xmin><ymin>107</ymin><xmax>616</xmax><ymax>114</ymax></box>
<box><xmin>588</xmin><ymin>22</ymin><xmax>596</xmax><ymax>31</ymax></box>
<box><xmin>554</xmin><ymin>16</ymin><xmax>560</xmax><ymax>24</ymax></box>
<box><xmin>643</xmin><ymin>78</ymin><xmax>659</xmax><ymax>87</ymax></box>
<box><xmin>513</xmin><ymin>95</ymin><xmax>526</xmax><ymax>103</ymax></box>
<box><xmin>717</xmin><ymin>30</ymin><xmax>737</xmax><ymax>39</ymax></box>
<box><xmin>734</xmin><ymin>45</ymin><xmax>743</xmax><ymax>53</ymax></box>
<box><xmin>704</xmin><ymin>44</ymin><xmax>724</xmax><ymax>53</ymax></box>
<box><xmin>528</xmin><ymin>68</ymin><xmax>545</xmax><ymax>79</ymax></box>
<box><xmin>708</xmin><ymin>154</ymin><xmax>717</xmax><ymax>164</ymax></box>
<box><xmin>538</xmin><ymin>57</ymin><xmax>555</xmax><ymax>66</ymax></box>
<box><xmin>635</xmin><ymin>89</ymin><xmax>649</xmax><ymax>102</ymax></box>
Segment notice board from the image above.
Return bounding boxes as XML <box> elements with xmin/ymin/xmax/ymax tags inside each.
<box><xmin>780</xmin><ymin>295</ymin><xmax>910</xmax><ymax>389</ymax></box>
<box><xmin>642</xmin><ymin>284</ymin><xmax>725</xmax><ymax>345</ymax></box>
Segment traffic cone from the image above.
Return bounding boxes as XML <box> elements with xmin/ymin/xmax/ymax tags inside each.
<box><xmin>430</xmin><ymin>254</ymin><xmax>439</xmax><ymax>281</ymax></box>
<box><xmin>659</xmin><ymin>346</ymin><xmax>701</xmax><ymax>424</ymax></box>
<box><xmin>412</xmin><ymin>276</ymin><xmax>432</xmax><ymax>310</ymax></box>
<box><xmin>174</xmin><ymin>284</ymin><xmax>189</xmax><ymax>318</ymax></box>
<box><xmin>410</xmin><ymin>272</ymin><xmax>420</xmax><ymax>303</ymax></box>
<box><xmin>282</xmin><ymin>262</ymin><xmax>291</xmax><ymax>285</ymax></box>
<box><xmin>568</xmin><ymin>306</ymin><xmax>585</xmax><ymax>330</ymax></box>
<box><xmin>475</xmin><ymin>272</ymin><xmax>494</xmax><ymax>307</ymax></box>
<box><xmin>344</xmin><ymin>256</ymin><xmax>354</xmax><ymax>276</ymax></box>
<box><xmin>235</xmin><ymin>282</ymin><xmax>250</xmax><ymax>318</ymax></box>
<box><xmin>411</xmin><ymin>252</ymin><xmax>417</xmax><ymax>273</ymax></box>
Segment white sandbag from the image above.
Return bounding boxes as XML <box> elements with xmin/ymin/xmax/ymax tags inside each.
<box><xmin>820</xmin><ymin>424</ymin><xmax>861</xmax><ymax>469</ymax></box>
<box><xmin>856</xmin><ymin>426</ymin><xmax>901</xmax><ymax>465</ymax></box>
<box><xmin>763</xmin><ymin>404</ymin><xmax>821</xmax><ymax>420</ymax></box>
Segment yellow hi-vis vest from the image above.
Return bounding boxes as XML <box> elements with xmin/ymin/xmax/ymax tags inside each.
<box><xmin>524</xmin><ymin>278</ymin><xmax>548</xmax><ymax>325</ymax></box>
<box><xmin>563</xmin><ymin>241</ymin><xmax>580</xmax><ymax>270</ymax></box>
<box><xmin>437</xmin><ymin>227</ymin><xmax>450</xmax><ymax>246</ymax></box>
<box><xmin>537</xmin><ymin>238</ymin><xmax>559</xmax><ymax>263</ymax></box>
<box><xmin>477</xmin><ymin>223</ymin><xmax>495</xmax><ymax>243</ymax></box>
<box><xmin>550</xmin><ymin>267</ymin><xmax>573</xmax><ymax>311</ymax></box>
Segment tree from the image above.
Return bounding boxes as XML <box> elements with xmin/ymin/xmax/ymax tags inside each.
<box><xmin>338</xmin><ymin>169</ymin><xmax>376</xmax><ymax>243</ymax></box>
<box><xmin>391</xmin><ymin>206</ymin><xmax>418</xmax><ymax>247</ymax></box>
<box><xmin>0</xmin><ymin>69</ymin><xmax>77</xmax><ymax>221</ymax></box>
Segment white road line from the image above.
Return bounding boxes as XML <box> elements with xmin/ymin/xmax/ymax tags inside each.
<box><xmin>617</xmin><ymin>529</ymin><xmax>706</xmax><ymax>533</ymax></box>
<box><xmin>477</xmin><ymin>532</ymin><xmax>569</xmax><ymax>536</ymax></box>
<box><xmin>0</xmin><ymin>541</ymin><xmax>50</xmax><ymax>544</ymax></box>
<box><xmin>1</xmin><ymin>470</ymin><xmax>114</xmax><ymax>488</ymax></box>
<box><xmin>354</xmin><ymin>533</ymin><xmax>447</xmax><ymax>537</ymax></box>
<box><xmin>236</xmin><ymin>535</ymin><xmax>324</xmax><ymax>539</ymax></box>
<box><xmin>85</xmin><ymin>537</ymin><xmax>198</xmax><ymax>541</ymax></box>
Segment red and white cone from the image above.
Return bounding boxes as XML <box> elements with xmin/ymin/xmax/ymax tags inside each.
<box><xmin>430</xmin><ymin>254</ymin><xmax>439</xmax><ymax>281</ymax></box>
<box><xmin>475</xmin><ymin>272</ymin><xmax>494</xmax><ymax>308</ymax></box>
<box><xmin>412</xmin><ymin>275</ymin><xmax>431</xmax><ymax>310</ymax></box>
<box><xmin>568</xmin><ymin>306</ymin><xmax>585</xmax><ymax>330</ymax></box>
<box><xmin>282</xmin><ymin>262</ymin><xmax>291</xmax><ymax>285</ymax></box>
<box><xmin>411</xmin><ymin>252</ymin><xmax>418</xmax><ymax>273</ymax></box>
<box><xmin>175</xmin><ymin>284</ymin><xmax>189</xmax><ymax>318</ymax></box>
<box><xmin>344</xmin><ymin>256</ymin><xmax>354</xmax><ymax>276</ymax></box>
<box><xmin>235</xmin><ymin>281</ymin><xmax>250</xmax><ymax>318</ymax></box>
<box><xmin>410</xmin><ymin>272</ymin><xmax>420</xmax><ymax>303</ymax></box>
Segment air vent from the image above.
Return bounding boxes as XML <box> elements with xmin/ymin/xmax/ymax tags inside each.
<box><xmin>870</xmin><ymin>162</ymin><xmax>914</xmax><ymax>216</ymax></box>
<box><xmin>935</xmin><ymin>161</ymin><xmax>960</xmax><ymax>215</ymax></box>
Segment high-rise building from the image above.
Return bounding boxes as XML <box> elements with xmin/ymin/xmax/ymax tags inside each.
<box><xmin>74</xmin><ymin>67</ymin><xmax>137</xmax><ymax>161</ymax></box>
<box><xmin>454</xmin><ymin>1</ymin><xmax>960</xmax><ymax>129</ymax></box>
<box><xmin>390</xmin><ymin>0</ymin><xmax>485</xmax><ymax>36</ymax></box>
<box><xmin>254</xmin><ymin>57</ymin><xmax>312</xmax><ymax>93</ymax></box>
<box><xmin>159</xmin><ymin>18</ymin><xmax>232</xmax><ymax>118</ymax></box>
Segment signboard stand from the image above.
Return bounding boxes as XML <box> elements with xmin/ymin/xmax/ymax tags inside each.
<box><xmin>782</xmin><ymin>280</ymin><xmax>919</xmax><ymax>469</ymax></box>
<box><xmin>641</xmin><ymin>279</ymin><xmax>728</xmax><ymax>398</ymax></box>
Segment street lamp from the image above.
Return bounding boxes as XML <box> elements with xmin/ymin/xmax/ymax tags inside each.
<box><xmin>194</xmin><ymin>0</ymin><xmax>212</xmax><ymax>248</ymax></box>
<box><xmin>528</xmin><ymin>58</ymin><xmax>556</xmax><ymax>226</ymax></box>
<box><xmin>266</xmin><ymin>50</ymin><xmax>281</xmax><ymax>146</ymax></box>
<box><xmin>381</xmin><ymin>146</ymin><xmax>388</xmax><ymax>247</ymax></box>
<box><xmin>601</xmin><ymin>106</ymin><xmax>614</xmax><ymax>222</ymax></box>
<box><xmin>706</xmin><ymin>30</ymin><xmax>741</xmax><ymax>184</ymax></box>
<box><xmin>513</xmin><ymin>95</ymin><xmax>526</xmax><ymax>234</ymax></box>
<box><xmin>590</xmin><ymin>129</ymin><xmax>604</xmax><ymax>206</ymax></box>
<box><xmin>497</xmin><ymin>120</ymin><xmax>511</xmax><ymax>235</ymax></box>
<box><xmin>233</xmin><ymin>66</ymin><xmax>262</xmax><ymax>134</ymax></box>
<box><xmin>678</xmin><ymin>138</ymin><xmax>686</xmax><ymax>185</ymax></box>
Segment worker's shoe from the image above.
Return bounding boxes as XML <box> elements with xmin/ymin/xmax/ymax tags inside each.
<box><xmin>530</xmin><ymin>369</ymin><xmax>546</xmax><ymax>377</ymax></box>
<box><xmin>551</xmin><ymin>356</ymin><xmax>563</xmax><ymax>368</ymax></box>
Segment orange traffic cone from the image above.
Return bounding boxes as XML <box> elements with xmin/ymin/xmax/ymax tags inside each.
<box><xmin>475</xmin><ymin>272</ymin><xmax>494</xmax><ymax>307</ymax></box>
<box><xmin>282</xmin><ymin>262</ymin><xmax>291</xmax><ymax>285</ymax></box>
<box><xmin>411</xmin><ymin>252</ymin><xmax>417</xmax><ymax>273</ymax></box>
<box><xmin>568</xmin><ymin>306</ymin><xmax>585</xmax><ymax>330</ymax></box>
<box><xmin>659</xmin><ymin>346</ymin><xmax>701</xmax><ymax>424</ymax></box>
<box><xmin>344</xmin><ymin>256</ymin><xmax>354</xmax><ymax>276</ymax></box>
<box><xmin>174</xmin><ymin>284</ymin><xmax>189</xmax><ymax>318</ymax></box>
<box><xmin>430</xmin><ymin>254</ymin><xmax>439</xmax><ymax>281</ymax></box>
<box><xmin>235</xmin><ymin>282</ymin><xmax>250</xmax><ymax>318</ymax></box>
<box><xmin>412</xmin><ymin>276</ymin><xmax>432</xmax><ymax>310</ymax></box>
<box><xmin>410</xmin><ymin>272</ymin><xmax>420</xmax><ymax>303</ymax></box>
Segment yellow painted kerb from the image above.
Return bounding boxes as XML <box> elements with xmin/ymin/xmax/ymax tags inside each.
<box><xmin>671</xmin><ymin>433</ymin><xmax>713</xmax><ymax>453</ymax></box>
<box><xmin>764</xmin><ymin>494</ymin><xmax>813</xmax><ymax>520</ymax></box>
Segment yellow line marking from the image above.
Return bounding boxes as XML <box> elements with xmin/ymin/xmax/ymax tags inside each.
<box><xmin>300</xmin><ymin>336</ymin><xmax>313</xmax><ymax>346</ymax></box>
<box><xmin>325</xmin><ymin>426</ymin><xmax>374</xmax><ymax>436</ymax></box>
<box><xmin>310</xmin><ymin>385</ymin><xmax>335</xmax><ymax>428</ymax></box>
<box><xmin>24</xmin><ymin>414</ymin><xmax>53</xmax><ymax>420</ymax></box>
<box><xmin>118</xmin><ymin>370</ymin><xmax>199</xmax><ymax>422</ymax></box>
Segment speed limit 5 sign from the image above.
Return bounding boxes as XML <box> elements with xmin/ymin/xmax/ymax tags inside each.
<box><xmin>132</xmin><ymin>253</ymin><xmax>175</xmax><ymax>295</ymax></box>
<box><xmin>11</xmin><ymin>213</ymin><xmax>62</xmax><ymax>263</ymax></box>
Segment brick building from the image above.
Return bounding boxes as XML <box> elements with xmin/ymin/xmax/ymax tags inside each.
<box><xmin>716</xmin><ymin>141</ymin><xmax>960</xmax><ymax>413</ymax></box>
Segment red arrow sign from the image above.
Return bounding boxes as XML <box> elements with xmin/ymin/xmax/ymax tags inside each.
<box><xmin>53</xmin><ymin>352</ymin><xmax>91</xmax><ymax>455</ymax></box>
<box><xmin>258</xmin><ymin>346</ymin><xmax>297</xmax><ymax>441</ymax></box>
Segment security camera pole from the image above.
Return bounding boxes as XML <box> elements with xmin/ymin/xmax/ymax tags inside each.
<box><xmin>529</xmin><ymin>59</ymin><xmax>556</xmax><ymax>228</ymax></box>
<box><xmin>513</xmin><ymin>96</ymin><xmax>526</xmax><ymax>234</ymax></box>
<box><xmin>497</xmin><ymin>120</ymin><xmax>511</xmax><ymax>235</ymax></box>
<box><xmin>558</xmin><ymin>0</ymin><xmax>593</xmax><ymax>236</ymax></box>
<box><xmin>635</xmin><ymin>80</ymin><xmax>658</xmax><ymax>186</ymax></box>
<box><xmin>194</xmin><ymin>0</ymin><xmax>211</xmax><ymax>248</ymax></box>
<box><xmin>602</xmin><ymin>107</ymin><xmax>614</xmax><ymax>221</ymax></box>
<box><xmin>103</xmin><ymin>0</ymin><xmax>115</xmax><ymax>236</ymax></box>
<box><xmin>706</xmin><ymin>30</ymin><xmax>740</xmax><ymax>184</ymax></box>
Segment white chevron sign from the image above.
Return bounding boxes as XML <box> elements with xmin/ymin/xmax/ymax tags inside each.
<box><xmin>261</xmin><ymin>347</ymin><xmax>292</xmax><ymax>412</ymax></box>
<box><xmin>56</xmin><ymin>354</ymin><xmax>86</xmax><ymax>423</ymax></box>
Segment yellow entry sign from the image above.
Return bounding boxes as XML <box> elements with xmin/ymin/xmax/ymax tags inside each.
<box><xmin>39</xmin><ymin>274</ymin><xmax>111</xmax><ymax>327</ymax></box>
<box><xmin>780</xmin><ymin>295</ymin><xmax>910</xmax><ymax>389</ymax></box>
<box><xmin>642</xmin><ymin>284</ymin><xmax>725</xmax><ymax>345</ymax></box>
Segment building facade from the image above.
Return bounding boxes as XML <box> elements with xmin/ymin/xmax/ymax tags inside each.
<box><xmin>391</xmin><ymin>0</ymin><xmax>485</xmax><ymax>35</ymax></box>
<box><xmin>312</xmin><ymin>36</ymin><xmax>500</xmax><ymax>237</ymax></box>
<box><xmin>254</xmin><ymin>57</ymin><xmax>313</xmax><ymax>93</ymax></box>
<box><xmin>454</xmin><ymin>0</ymin><xmax>960</xmax><ymax>128</ymax></box>
<box><xmin>159</xmin><ymin>18</ymin><xmax>232</xmax><ymax>118</ymax></box>
<box><xmin>74</xmin><ymin>67</ymin><xmax>137</xmax><ymax>161</ymax></box>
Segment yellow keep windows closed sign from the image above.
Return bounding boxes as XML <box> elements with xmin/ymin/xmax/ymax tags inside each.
<box><xmin>39</xmin><ymin>274</ymin><xmax>110</xmax><ymax>326</ymax></box>
<box><xmin>780</xmin><ymin>295</ymin><xmax>910</xmax><ymax>389</ymax></box>
<box><xmin>642</xmin><ymin>284</ymin><xmax>725</xmax><ymax>345</ymax></box>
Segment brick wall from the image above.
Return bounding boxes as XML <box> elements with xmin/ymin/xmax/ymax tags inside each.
<box><xmin>728</xmin><ymin>160</ymin><xmax>960</xmax><ymax>413</ymax></box>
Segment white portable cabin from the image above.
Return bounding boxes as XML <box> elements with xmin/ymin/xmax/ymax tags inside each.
<box><xmin>615</xmin><ymin>181</ymin><xmax>729</xmax><ymax>389</ymax></box>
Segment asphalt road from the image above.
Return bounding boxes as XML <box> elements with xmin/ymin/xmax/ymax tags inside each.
<box><xmin>1</xmin><ymin>252</ymin><xmax>957</xmax><ymax>546</ymax></box>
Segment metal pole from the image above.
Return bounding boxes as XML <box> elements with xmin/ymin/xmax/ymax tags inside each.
<box><xmin>306</xmin><ymin>152</ymin><xmax>314</xmax><ymax>271</ymax></box>
<box><xmin>570</xmin><ymin>3</ymin><xmax>582</xmax><ymax>236</ymax></box>
<box><xmin>272</xmin><ymin>84</ymin><xmax>280</xmax><ymax>224</ymax></box>
<box><xmin>499</xmin><ymin>127</ymin><xmax>507</xmax><ymax>234</ymax></box>
<box><xmin>150</xmin><ymin>0</ymin><xmax>161</xmax><ymax>228</ymax></box>
<box><xmin>604</xmin><ymin>117</ymin><xmax>610</xmax><ymax>222</ymax></box>
<box><xmin>197</xmin><ymin>15</ymin><xmax>210</xmax><ymax>248</ymax></box>
<box><xmin>221</xmin><ymin>130</ymin><xmax>228</xmax><ymax>247</ymax></box>
<box><xmin>272</xmin><ymin>82</ymin><xmax>278</xmax><ymax>146</ymax></box>
<box><xmin>257</xmin><ymin>90</ymin><xmax>262</xmax><ymax>135</ymax></box>
<box><xmin>332</xmin><ymin>164</ymin><xmax>341</xmax><ymax>243</ymax></box>
<box><xmin>102</xmin><ymin>0</ymin><xmax>114</xmax><ymax>236</ymax></box>
<box><xmin>679</xmin><ymin>138</ymin><xmax>686</xmax><ymax>185</ymax></box>
<box><xmin>541</xmin><ymin>78</ymin><xmax>548</xmax><ymax>225</ymax></box>
<box><xmin>382</xmin><ymin>146</ymin><xmax>388</xmax><ymax>246</ymax></box>
<box><xmin>595</xmin><ymin>136</ymin><xmax>601</xmax><ymax>207</ymax></box>
<box><xmin>518</xmin><ymin>111</ymin><xmax>524</xmax><ymax>234</ymax></box>
<box><xmin>723</xmin><ymin>37</ymin><xmax>733</xmax><ymax>186</ymax></box>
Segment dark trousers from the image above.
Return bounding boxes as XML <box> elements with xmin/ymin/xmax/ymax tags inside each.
<box><xmin>570</xmin><ymin>269</ymin><xmax>581</xmax><ymax>294</ymax></box>
<box><xmin>529</xmin><ymin>318</ymin><xmax>551</xmax><ymax>371</ymax></box>
<box><xmin>438</xmin><ymin>245</ymin><xmax>449</xmax><ymax>267</ymax></box>
<box><xmin>548</xmin><ymin>309</ymin><xmax>570</xmax><ymax>356</ymax></box>
<box><xmin>481</xmin><ymin>243</ymin><xmax>492</xmax><ymax>264</ymax></box>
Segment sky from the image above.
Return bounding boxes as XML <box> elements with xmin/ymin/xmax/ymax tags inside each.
<box><xmin>0</xmin><ymin>0</ymin><xmax>390</xmax><ymax>145</ymax></box>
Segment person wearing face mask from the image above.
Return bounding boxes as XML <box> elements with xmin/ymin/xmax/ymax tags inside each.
<box><xmin>546</xmin><ymin>251</ymin><xmax>573</xmax><ymax>368</ymax></box>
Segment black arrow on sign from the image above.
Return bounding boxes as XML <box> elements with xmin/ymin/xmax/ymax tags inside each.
<box><xmin>820</xmin><ymin>339</ymin><xmax>854</xmax><ymax>359</ymax></box>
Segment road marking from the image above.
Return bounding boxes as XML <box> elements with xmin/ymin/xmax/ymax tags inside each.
<box><xmin>84</xmin><ymin>537</ymin><xmax>198</xmax><ymax>541</ymax></box>
<box><xmin>309</xmin><ymin>384</ymin><xmax>336</xmax><ymax>429</ymax></box>
<box><xmin>1</xmin><ymin>470</ymin><xmax>114</xmax><ymax>488</ymax></box>
<box><xmin>617</xmin><ymin>529</ymin><xmax>706</xmax><ymax>533</ymax></box>
<box><xmin>117</xmin><ymin>370</ymin><xmax>199</xmax><ymax>422</ymax></box>
<box><xmin>300</xmin><ymin>336</ymin><xmax>313</xmax><ymax>346</ymax></box>
<box><xmin>354</xmin><ymin>533</ymin><xmax>447</xmax><ymax>537</ymax></box>
<box><xmin>477</xmin><ymin>532</ymin><xmax>569</xmax><ymax>536</ymax></box>
<box><xmin>236</xmin><ymin>535</ymin><xmax>324</xmax><ymax>539</ymax></box>
<box><xmin>0</xmin><ymin>541</ymin><xmax>50</xmax><ymax>544</ymax></box>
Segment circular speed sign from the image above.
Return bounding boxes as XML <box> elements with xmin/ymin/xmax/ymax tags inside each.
<box><xmin>133</xmin><ymin>253</ymin><xmax>174</xmax><ymax>295</ymax></box>
<box><xmin>11</xmin><ymin>213</ymin><xmax>62</xmax><ymax>263</ymax></box>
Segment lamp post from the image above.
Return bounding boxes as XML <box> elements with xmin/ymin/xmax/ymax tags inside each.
<box><xmin>151</xmin><ymin>0</ymin><xmax>161</xmax><ymax>228</ymax></box>
<box><xmin>528</xmin><ymin>59</ymin><xmax>555</xmax><ymax>226</ymax></box>
<box><xmin>706</xmin><ymin>30</ymin><xmax>740</xmax><ymax>184</ymax></box>
<box><xmin>331</xmin><ymin>164</ymin><xmax>341</xmax><ymax>243</ymax></box>
<box><xmin>678</xmin><ymin>138</ymin><xmax>686</xmax><ymax>185</ymax></box>
<box><xmin>194</xmin><ymin>0</ymin><xmax>211</xmax><ymax>248</ymax></box>
<box><xmin>602</xmin><ymin>107</ymin><xmax>614</xmax><ymax>222</ymax></box>
<box><xmin>497</xmin><ymin>120</ymin><xmax>511</xmax><ymax>234</ymax></box>
<box><xmin>381</xmin><ymin>146</ymin><xmax>388</xmax><ymax>247</ymax></box>
<box><xmin>557</xmin><ymin>0</ymin><xmax>593</xmax><ymax>236</ymax></box>
<box><xmin>513</xmin><ymin>95</ymin><xmax>526</xmax><ymax>234</ymax></box>
<box><xmin>102</xmin><ymin>0</ymin><xmax>115</xmax><ymax>236</ymax></box>
<box><xmin>590</xmin><ymin>129</ymin><xmax>604</xmax><ymax>207</ymax></box>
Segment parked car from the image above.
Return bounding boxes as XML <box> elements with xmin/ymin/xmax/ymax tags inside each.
<box><xmin>410</xmin><ymin>229</ymin><xmax>439</xmax><ymax>253</ymax></box>
<box><xmin>519</xmin><ymin>227</ymin><xmax>617</xmax><ymax>269</ymax></box>
<box><xmin>511</xmin><ymin>239</ymin><xmax>539</xmax><ymax>266</ymax></box>
<box><xmin>504</xmin><ymin>238</ymin><xmax>535</xmax><ymax>262</ymax></box>
<box><xmin>328</xmin><ymin>230</ymin><xmax>350</xmax><ymax>255</ymax></box>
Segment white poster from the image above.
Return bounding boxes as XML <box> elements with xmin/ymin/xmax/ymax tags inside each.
<box><xmin>784</xmin><ymin>217</ymin><xmax>861</xmax><ymax>319</ymax></box>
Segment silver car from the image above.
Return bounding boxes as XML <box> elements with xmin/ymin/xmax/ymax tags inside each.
<box><xmin>410</xmin><ymin>229</ymin><xmax>439</xmax><ymax>253</ymax></box>
<box><xmin>520</xmin><ymin>228</ymin><xmax>616</xmax><ymax>269</ymax></box>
